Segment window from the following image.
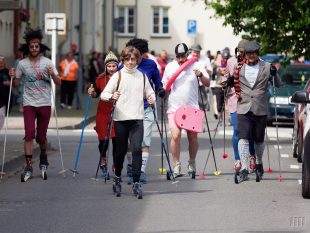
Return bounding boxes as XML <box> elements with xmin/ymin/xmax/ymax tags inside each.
<box><xmin>116</xmin><ymin>6</ymin><xmax>135</xmax><ymax>35</ymax></box>
<box><xmin>152</xmin><ymin>7</ymin><xmax>169</xmax><ymax>36</ymax></box>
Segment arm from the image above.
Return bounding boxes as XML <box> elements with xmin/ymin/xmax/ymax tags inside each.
<box><xmin>100</xmin><ymin>72</ymin><xmax>119</xmax><ymax>101</ymax></box>
<box><xmin>269</xmin><ymin>64</ymin><xmax>282</xmax><ymax>88</ymax></box>
<box><xmin>47</xmin><ymin>62</ymin><xmax>61</xmax><ymax>85</ymax></box>
<box><xmin>144</xmin><ymin>75</ymin><xmax>156</xmax><ymax>105</ymax></box>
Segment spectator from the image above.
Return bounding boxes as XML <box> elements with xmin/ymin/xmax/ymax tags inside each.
<box><xmin>59</xmin><ymin>52</ymin><xmax>79</xmax><ymax>109</ymax></box>
<box><xmin>0</xmin><ymin>56</ymin><xmax>11</xmax><ymax>130</ymax></box>
<box><xmin>157</xmin><ymin>50</ymin><xmax>168</xmax><ymax>78</ymax></box>
<box><xmin>88</xmin><ymin>51</ymin><xmax>99</xmax><ymax>84</ymax></box>
<box><xmin>206</xmin><ymin>50</ymin><xmax>214</xmax><ymax>63</ymax></box>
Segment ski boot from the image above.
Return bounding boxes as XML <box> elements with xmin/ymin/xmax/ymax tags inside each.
<box><xmin>187</xmin><ymin>160</ymin><xmax>196</xmax><ymax>179</ymax></box>
<box><xmin>132</xmin><ymin>182</ymin><xmax>143</xmax><ymax>199</ymax></box>
<box><xmin>127</xmin><ymin>164</ymin><xmax>133</xmax><ymax>185</ymax></box>
<box><xmin>139</xmin><ymin>171</ymin><xmax>147</xmax><ymax>184</ymax></box>
<box><xmin>113</xmin><ymin>176</ymin><xmax>122</xmax><ymax>197</ymax></box>
<box><xmin>249</xmin><ymin>156</ymin><xmax>256</xmax><ymax>173</ymax></box>
<box><xmin>235</xmin><ymin>169</ymin><xmax>249</xmax><ymax>184</ymax></box>
<box><xmin>255</xmin><ymin>164</ymin><xmax>264</xmax><ymax>182</ymax></box>
<box><xmin>21</xmin><ymin>165</ymin><xmax>33</xmax><ymax>182</ymax></box>
<box><xmin>100</xmin><ymin>164</ymin><xmax>110</xmax><ymax>183</ymax></box>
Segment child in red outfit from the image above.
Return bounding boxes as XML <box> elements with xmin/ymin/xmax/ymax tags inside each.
<box><xmin>88</xmin><ymin>51</ymin><xmax>119</xmax><ymax>177</ymax></box>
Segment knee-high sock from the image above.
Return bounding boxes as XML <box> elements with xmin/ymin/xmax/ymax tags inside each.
<box><xmin>238</xmin><ymin>139</ymin><xmax>250</xmax><ymax>171</ymax></box>
<box><xmin>254</xmin><ymin>142</ymin><xmax>265</xmax><ymax>165</ymax></box>
<box><xmin>141</xmin><ymin>151</ymin><xmax>149</xmax><ymax>173</ymax></box>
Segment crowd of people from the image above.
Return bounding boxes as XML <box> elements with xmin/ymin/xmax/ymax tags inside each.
<box><xmin>2</xmin><ymin>26</ymin><xmax>284</xmax><ymax>199</ymax></box>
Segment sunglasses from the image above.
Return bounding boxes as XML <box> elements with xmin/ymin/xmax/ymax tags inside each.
<box><xmin>29</xmin><ymin>44</ymin><xmax>40</xmax><ymax>50</ymax></box>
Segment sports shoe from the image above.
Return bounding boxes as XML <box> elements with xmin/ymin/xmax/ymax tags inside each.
<box><xmin>113</xmin><ymin>176</ymin><xmax>122</xmax><ymax>197</ymax></box>
<box><xmin>234</xmin><ymin>160</ymin><xmax>242</xmax><ymax>173</ymax></box>
<box><xmin>173</xmin><ymin>162</ymin><xmax>181</xmax><ymax>177</ymax></box>
<box><xmin>249</xmin><ymin>156</ymin><xmax>256</xmax><ymax>173</ymax></box>
<box><xmin>235</xmin><ymin>169</ymin><xmax>249</xmax><ymax>184</ymax></box>
<box><xmin>255</xmin><ymin>164</ymin><xmax>264</xmax><ymax>182</ymax></box>
<box><xmin>132</xmin><ymin>182</ymin><xmax>143</xmax><ymax>199</ymax></box>
<box><xmin>188</xmin><ymin>160</ymin><xmax>196</xmax><ymax>173</ymax></box>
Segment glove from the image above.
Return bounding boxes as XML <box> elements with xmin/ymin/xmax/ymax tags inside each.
<box><xmin>157</xmin><ymin>87</ymin><xmax>166</xmax><ymax>98</ymax></box>
<box><xmin>270</xmin><ymin>65</ymin><xmax>277</xmax><ymax>76</ymax></box>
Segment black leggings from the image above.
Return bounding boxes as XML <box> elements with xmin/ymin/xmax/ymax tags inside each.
<box><xmin>114</xmin><ymin>120</ymin><xmax>143</xmax><ymax>182</ymax></box>
<box><xmin>98</xmin><ymin>138</ymin><xmax>117</xmax><ymax>161</ymax></box>
<box><xmin>60</xmin><ymin>80</ymin><xmax>77</xmax><ymax>106</ymax></box>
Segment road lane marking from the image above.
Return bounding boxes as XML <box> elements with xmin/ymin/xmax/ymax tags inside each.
<box><xmin>298</xmin><ymin>180</ymin><xmax>302</xmax><ymax>185</ymax></box>
<box><xmin>290</xmin><ymin>165</ymin><xmax>300</xmax><ymax>169</ymax></box>
<box><xmin>274</xmin><ymin>145</ymin><xmax>282</xmax><ymax>149</ymax></box>
<box><xmin>281</xmin><ymin>154</ymin><xmax>290</xmax><ymax>158</ymax></box>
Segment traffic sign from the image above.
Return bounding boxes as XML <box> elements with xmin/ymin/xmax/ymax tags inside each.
<box><xmin>45</xmin><ymin>13</ymin><xmax>66</xmax><ymax>35</ymax></box>
<box><xmin>187</xmin><ymin>20</ymin><xmax>197</xmax><ymax>36</ymax></box>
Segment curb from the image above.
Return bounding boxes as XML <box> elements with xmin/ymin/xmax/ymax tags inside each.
<box><xmin>59</xmin><ymin>115</ymin><xmax>96</xmax><ymax>130</ymax></box>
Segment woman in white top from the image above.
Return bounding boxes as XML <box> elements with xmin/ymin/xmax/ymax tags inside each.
<box><xmin>101</xmin><ymin>46</ymin><xmax>155</xmax><ymax>199</ymax></box>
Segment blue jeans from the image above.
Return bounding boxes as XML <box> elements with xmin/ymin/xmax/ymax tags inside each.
<box><xmin>230</xmin><ymin>112</ymin><xmax>255</xmax><ymax>160</ymax></box>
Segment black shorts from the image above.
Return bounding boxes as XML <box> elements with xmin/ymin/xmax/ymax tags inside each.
<box><xmin>238</xmin><ymin>112</ymin><xmax>267</xmax><ymax>143</ymax></box>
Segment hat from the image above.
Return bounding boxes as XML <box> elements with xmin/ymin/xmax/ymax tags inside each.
<box><xmin>221</xmin><ymin>47</ymin><xmax>230</xmax><ymax>59</ymax></box>
<box><xmin>175</xmin><ymin>43</ymin><xmax>188</xmax><ymax>56</ymax></box>
<box><xmin>244</xmin><ymin>40</ymin><xmax>260</xmax><ymax>52</ymax></box>
<box><xmin>190</xmin><ymin>44</ymin><xmax>202</xmax><ymax>52</ymax></box>
<box><xmin>237</xmin><ymin>39</ymin><xmax>249</xmax><ymax>51</ymax></box>
<box><xmin>104</xmin><ymin>51</ymin><xmax>119</xmax><ymax>65</ymax></box>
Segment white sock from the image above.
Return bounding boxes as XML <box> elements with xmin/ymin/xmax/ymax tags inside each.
<box><xmin>141</xmin><ymin>152</ymin><xmax>149</xmax><ymax>173</ymax></box>
<box><xmin>238</xmin><ymin>139</ymin><xmax>250</xmax><ymax>171</ymax></box>
<box><xmin>127</xmin><ymin>153</ymin><xmax>132</xmax><ymax>165</ymax></box>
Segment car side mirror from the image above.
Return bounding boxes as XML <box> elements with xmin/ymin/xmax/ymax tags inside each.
<box><xmin>291</xmin><ymin>91</ymin><xmax>310</xmax><ymax>104</ymax></box>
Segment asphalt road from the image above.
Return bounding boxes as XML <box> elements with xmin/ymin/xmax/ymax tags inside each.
<box><xmin>0</xmin><ymin>120</ymin><xmax>309</xmax><ymax>233</ymax></box>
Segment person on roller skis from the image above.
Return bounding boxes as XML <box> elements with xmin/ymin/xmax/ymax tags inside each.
<box><xmin>88</xmin><ymin>51</ymin><xmax>119</xmax><ymax>181</ymax></box>
<box><xmin>162</xmin><ymin>43</ymin><xmax>210</xmax><ymax>179</ymax></box>
<box><xmin>10</xmin><ymin>28</ymin><xmax>61</xmax><ymax>182</ymax></box>
<box><xmin>222</xmin><ymin>39</ymin><xmax>256</xmax><ymax>178</ymax></box>
<box><xmin>101</xmin><ymin>46</ymin><xmax>155</xmax><ymax>199</ymax></box>
<box><xmin>226</xmin><ymin>40</ymin><xmax>282</xmax><ymax>183</ymax></box>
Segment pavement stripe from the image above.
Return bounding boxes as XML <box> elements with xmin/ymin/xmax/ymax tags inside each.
<box><xmin>290</xmin><ymin>165</ymin><xmax>300</xmax><ymax>169</ymax></box>
<box><xmin>281</xmin><ymin>154</ymin><xmax>290</xmax><ymax>158</ymax></box>
<box><xmin>274</xmin><ymin>145</ymin><xmax>283</xmax><ymax>149</ymax></box>
<box><xmin>298</xmin><ymin>179</ymin><xmax>302</xmax><ymax>185</ymax></box>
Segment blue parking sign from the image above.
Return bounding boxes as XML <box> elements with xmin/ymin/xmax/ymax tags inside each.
<box><xmin>187</xmin><ymin>20</ymin><xmax>197</xmax><ymax>36</ymax></box>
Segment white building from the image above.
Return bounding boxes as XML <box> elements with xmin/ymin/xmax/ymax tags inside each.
<box><xmin>105</xmin><ymin>0</ymin><xmax>241</xmax><ymax>56</ymax></box>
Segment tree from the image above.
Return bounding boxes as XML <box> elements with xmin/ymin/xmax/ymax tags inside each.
<box><xmin>204</xmin><ymin>0</ymin><xmax>310</xmax><ymax>59</ymax></box>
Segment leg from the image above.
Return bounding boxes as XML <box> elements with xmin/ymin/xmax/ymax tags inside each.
<box><xmin>141</xmin><ymin>107</ymin><xmax>154</xmax><ymax>176</ymax></box>
<box><xmin>67</xmin><ymin>81</ymin><xmax>77</xmax><ymax>107</ymax></box>
<box><xmin>60</xmin><ymin>80</ymin><xmax>67</xmax><ymax>107</ymax></box>
<box><xmin>187</xmin><ymin>131</ymin><xmax>198</xmax><ymax>174</ymax></box>
<box><xmin>36</xmin><ymin>106</ymin><xmax>51</xmax><ymax>167</ymax></box>
<box><xmin>113</xmin><ymin>121</ymin><xmax>129</xmax><ymax>177</ymax></box>
<box><xmin>253</xmin><ymin>115</ymin><xmax>267</xmax><ymax>172</ymax></box>
<box><xmin>230</xmin><ymin>112</ymin><xmax>240</xmax><ymax>160</ymax></box>
<box><xmin>129</xmin><ymin>120</ymin><xmax>144</xmax><ymax>183</ymax></box>
<box><xmin>23</xmin><ymin>106</ymin><xmax>36</xmax><ymax>158</ymax></box>
<box><xmin>0</xmin><ymin>106</ymin><xmax>5</xmax><ymax>130</ymax></box>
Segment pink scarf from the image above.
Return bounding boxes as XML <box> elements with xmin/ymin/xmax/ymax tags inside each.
<box><xmin>164</xmin><ymin>57</ymin><xmax>198</xmax><ymax>91</ymax></box>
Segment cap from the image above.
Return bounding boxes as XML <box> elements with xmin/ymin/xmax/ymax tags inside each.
<box><xmin>190</xmin><ymin>44</ymin><xmax>202</xmax><ymax>52</ymax></box>
<box><xmin>175</xmin><ymin>43</ymin><xmax>188</xmax><ymax>56</ymax></box>
<box><xmin>244</xmin><ymin>40</ymin><xmax>260</xmax><ymax>52</ymax></box>
<box><xmin>237</xmin><ymin>39</ymin><xmax>249</xmax><ymax>51</ymax></box>
<box><xmin>104</xmin><ymin>51</ymin><xmax>119</xmax><ymax>65</ymax></box>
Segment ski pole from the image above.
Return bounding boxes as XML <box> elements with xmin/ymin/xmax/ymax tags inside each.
<box><xmin>151</xmin><ymin>106</ymin><xmax>178</xmax><ymax>184</ymax></box>
<box><xmin>271</xmin><ymin>74</ymin><xmax>283</xmax><ymax>181</ymax></box>
<box><xmin>264</xmin><ymin>128</ymin><xmax>272</xmax><ymax>173</ymax></box>
<box><xmin>196</xmin><ymin>76</ymin><xmax>221</xmax><ymax>176</ymax></box>
<box><xmin>158</xmin><ymin>98</ymin><xmax>166</xmax><ymax>175</ymax></box>
<box><xmin>0</xmin><ymin>68</ymin><xmax>14</xmax><ymax>179</ymax></box>
<box><xmin>50</xmin><ymin>83</ymin><xmax>67</xmax><ymax>176</ymax></box>
<box><xmin>70</xmin><ymin>95</ymin><xmax>92</xmax><ymax>177</ymax></box>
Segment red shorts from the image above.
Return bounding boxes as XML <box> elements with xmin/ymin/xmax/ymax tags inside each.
<box><xmin>23</xmin><ymin>106</ymin><xmax>51</xmax><ymax>144</ymax></box>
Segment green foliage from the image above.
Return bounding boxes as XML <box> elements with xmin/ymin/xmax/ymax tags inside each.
<box><xmin>205</xmin><ymin>0</ymin><xmax>310</xmax><ymax>59</ymax></box>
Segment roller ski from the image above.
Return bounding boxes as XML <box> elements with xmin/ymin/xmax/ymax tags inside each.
<box><xmin>132</xmin><ymin>182</ymin><xmax>143</xmax><ymax>199</ymax></box>
<box><xmin>113</xmin><ymin>176</ymin><xmax>122</xmax><ymax>197</ymax></box>
<box><xmin>234</xmin><ymin>169</ymin><xmax>249</xmax><ymax>184</ymax></box>
<box><xmin>21</xmin><ymin>165</ymin><xmax>33</xmax><ymax>182</ymax></box>
<box><xmin>39</xmin><ymin>154</ymin><xmax>49</xmax><ymax>181</ymax></box>
<box><xmin>187</xmin><ymin>160</ymin><xmax>196</xmax><ymax>179</ymax></box>
<box><xmin>255</xmin><ymin>164</ymin><xmax>264</xmax><ymax>182</ymax></box>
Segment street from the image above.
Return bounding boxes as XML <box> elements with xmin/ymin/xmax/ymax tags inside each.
<box><xmin>0</xmin><ymin>119</ymin><xmax>309</xmax><ymax>233</ymax></box>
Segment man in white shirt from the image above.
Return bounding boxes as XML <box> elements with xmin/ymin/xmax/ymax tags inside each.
<box><xmin>162</xmin><ymin>43</ymin><xmax>210</xmax><ymax>177</ymax></box>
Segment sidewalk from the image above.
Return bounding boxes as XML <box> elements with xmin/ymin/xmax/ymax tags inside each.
<box><xmin>0</xmin><ymin>95</ymin><xmax>98</xmax><ymax>175</ymax></box>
